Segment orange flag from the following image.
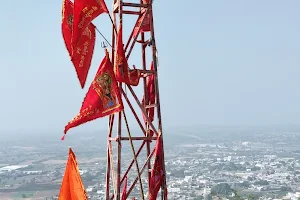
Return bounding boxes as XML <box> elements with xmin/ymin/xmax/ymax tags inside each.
<box><xmin>63</xmin><ymin>49</ymin><xmax>123</xmax><ymax>137</ymax></box>
<box><xmin>58</xmin><ymin>148</ymin><xmax>87</xmax><ymax>200</ymax></box>
<box><xmin>62</xmin><ymin>0</ymin><xmax>96</xmax><ymax>88</ymax></box>
<box><xmin>114</xmin><ymin>23</ymin><xmax>141</xmax><ymax>86</ymax></box>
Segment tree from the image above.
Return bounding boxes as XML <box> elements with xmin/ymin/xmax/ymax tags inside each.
<box><xmin>240</xmin><ymin>181</ymin><xmax>250</xmax><ymax>188</ymax></box>
<box><xmin>171</xmin><ymin>169</ymin><xmax>185</xmax><ymax>178</ymax></box>
<box><xmin>191</xmin><ymin>192</ymin><xmax>196</xmax><ymax>197</ymax></box>
<box><xmin>231</xmin><ymin>190</ymin><xmax>244</xmax><ymax>200</ymax></box>
<box><xmin>254</xmin><ymin>180</ymin><xmax>269</xmax><ymax>186</ymax></box>
<box><xmin>280</xmin><ymin>186</ymin><xmax>291</xmax><ymax>192</ymax></box>
<box><xmin>211</xmin><ymin>183</ymin><xmax>232</xmax><ymax>195</ymax></box>
<box><xmin>203</xmin><ymin>194</ymin><xmax>212</xmax><ymax>200</ymax></box>
<box><xmin>251</xmin><ymin>166</ymin><xmax>261</xmax><ymax>171</ymax></box>
<box><xmin>287</xmin><ymin>166</ymin><xmax>294</xmax><ymax>171</ymax></box>
<box><xmin>247</xmin><ymin>194</ymin><xmax>257</xmax><ymax>200</ymax></box>
<box><xmin>83</xmin><ymin>172</ymin><xmax>95</xmax><ymax>181</ymax></box>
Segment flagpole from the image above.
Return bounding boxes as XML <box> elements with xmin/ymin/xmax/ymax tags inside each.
<box><xmin>116</xmin><ymin>1</ymin><xmax>123</xmax><ymax>199</ymax></box>
<box><xmin>148</xmin><ymin>3</ymin><xmax>167</xmax><ymax>200</ymax></box>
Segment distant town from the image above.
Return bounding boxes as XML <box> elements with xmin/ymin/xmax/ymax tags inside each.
<box><xmin>1</xmin><ymin>127</ymin><xmax>300</xmax><ymax>200</ymax></box>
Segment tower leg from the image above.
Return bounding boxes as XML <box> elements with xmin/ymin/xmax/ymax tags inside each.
<box><xmin>105</xmin><ymin>1</ymin><xmax>167</xmax><ymax>199</ymax></box>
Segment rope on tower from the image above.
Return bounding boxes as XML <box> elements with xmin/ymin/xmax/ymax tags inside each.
<box><xmin>95</xmin><ymin>27</ymin><xmax>112</xmax><ymax>48</ymax></box>
<box><xmin>108</xmin><ymin>143</ymin><xmax>117</xmax><ymax>197</ymax></box>
<box><xmin>122</xmin><ymin>110</ymin><xmax>145</xmax><ymax>200</ymax></box>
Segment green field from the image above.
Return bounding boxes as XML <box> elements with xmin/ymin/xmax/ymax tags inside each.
<box><xmin>12</xmin><ymin>191</ymin><xmax>34</xmax><ymax>199</ymax></box>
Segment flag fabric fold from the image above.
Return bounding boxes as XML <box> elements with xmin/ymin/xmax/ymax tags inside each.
<box><xmin>114</xmin><ymin>24</ymin><xmax>141</xmax><ymax>86</ymax></box>
<box><xmin>121</xmin><ymin>176</ymin><xmax>128</xmax><ymax>200</ymax></box>
<box><xmin>64</xmin><ymin>49</ymin><xmax>124</xmax><ymax>135</ymax></box>
<box><xmin>142</xmin><ymin>0</ymin><xmax>151</xmax><ymax>3</ymax></box>
<box><xmin>133</xmin><ymin>8</ymin><xmax>151</xmax><ymax>38</ymax></box>
<box><xmin>142</xmin><ymin>61</ymin><xmax>155</xmax><ymax>123</ymax></box>
<box><xmin>58</xmin><ymin>148</ymin><xmax>87</xmax><ymax>200</ymax></box>
<box><xmin>149</xmin><ymin>135</ymin><xmax>165</xmax><ymax>200</ymax></box>
<box><xmin>72</xmin><ymin>0</ymin><xmax>108</xmax><ymax>50</ymax></box>
<box><xmin>62</xmin><ymin>0</ymin><xmax>96</xmax><ymax>88</ymax></box>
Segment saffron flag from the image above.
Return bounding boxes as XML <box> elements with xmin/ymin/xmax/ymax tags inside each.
<box><xmin>114</xmin><ymin>23</ymin><xmax>141</xmax><ymax>86</ymax></box>
<box><xmin>62</xmin><ymin>0</ymin><xmax>96</xmax><ymax>88</ymax></box>
<box><xmin>58</xmin><ymin>148</ymin><xmax>87</xmax><ymax>200</ymax></box>
<box><xmin>72</xmin><ymin>0</ymin><xmax>108</xmax><ymax>49</ymax></box>
<box><xmin>149</xmin><ymin>135</ymin><xmax>164</xmax><ymax>200</ymax></box>
<box><xmin>121</xmin><ymin>177</ymin><xmax>127</xmax><ymax>200</ymax></box>
<box><xmin>64</xmin><ymin>49</ymin><xmax>123</xmax><ymax>135</ymax></box>
<box><xmin>133</xmin><ymin>8</ymin><xmax>151</xmax><ymax>38</ymax></box>
<box><xmin>142</xmin><ymin>61</ymin><xmax>155</xmax><ymax>123</ymax></box>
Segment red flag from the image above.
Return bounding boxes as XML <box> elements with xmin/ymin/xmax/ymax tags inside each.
<box><xmin>121</xmin><ymin>177</ymin><xmax>127</xmax><ymax>200</ymax></box>
<box><xmin>64</xmin><ymin>50</ymin><xmax>123</xmax><ymax>135</ymax></box>
<box><xmin>149</xmin><ymin>135</ymin><xmax>164</xmax><ymax>200</ymax></box>
<box><xmin>164</xmin><ymin>188</ymin><xmax>168</xmax><ymax>199</ymax></box>
<box><xmin>58</xmin><ymin>148</ymin><xmax>88</xmax><ymax>200</ymax></box>
<box><xmin>142</xmin><ymin>61</ymin><xmax>155</xmax><ymax>123</ymax></box>
<box><xmin>72</xmin><ymin>0</ymin><xmax>108</xmax><ymax>50</ymax></box>
<box><xmin>114</xmin><ymin>24</ymin><xmax>141</xmax><ymax>86</ymax></box>
<box><xmin>62</xmin><ymin>0</ymin><xmax>96</xmax><ymax>88</ymax></box>
<box><xmin>146</xmin><ymin>129</ymin><xmax>154</xmax><ymax>142</ymax></box>
<box><xmin>142</xmin><ymin>0</ymin><xmax>151</xmax><ymax>3</ymax></box>
<box><xmin>133</xmin><ymin>8</ymin><xmax>151</xmax><ymax>38</ymax></box>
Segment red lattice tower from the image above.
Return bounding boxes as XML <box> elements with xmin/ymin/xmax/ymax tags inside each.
<box><xmin>105</xmin><ymin>0</ymin><xmax>167</xmax><ymax>199</ymax></box>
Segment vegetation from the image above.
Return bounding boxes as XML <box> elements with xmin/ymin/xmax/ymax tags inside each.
<box><xmin>211</xmin><ymin>183</ymin><xmax>232</xmax><ymax>195</ymax></box>
<box><xmin>209</xmin><ymin>187</ymin><xmax>261</xmax><ymax>200</ymax></box>
<box><xmin>254</xmin><ymin>180</ymin><xmax>269</xmax><ymax>186</ymax></box>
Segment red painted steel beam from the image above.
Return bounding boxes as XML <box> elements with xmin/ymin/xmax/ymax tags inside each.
<box><xmin>106</xmin><ymin>0</ymin><xmax>167</xmax><ymax>199</ymax></box>
<box><xmin>122</xmin><ymin>2</ymin><xmax>148</xmax><ymax>8</ymax></box>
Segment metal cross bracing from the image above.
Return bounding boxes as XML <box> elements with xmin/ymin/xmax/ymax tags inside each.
<box><xmin>104</xmin><ymin>0</ymin><xmax>167</xmax><ymax>199</ymax></box>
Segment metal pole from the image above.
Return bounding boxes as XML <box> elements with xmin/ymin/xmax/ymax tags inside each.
<box><xmin>105</xmin><ymin>1</ymin><xmax>167</xmax><ymax>199</ymax></box>
<box><xmin>116</xmin><ymin>0</ymin><xmax>123</xmax><ymax>198</ymax></box>
<box><xmin>122</xmin><ymin>111</ymin><xmax>145</xmax><ymax>200</ymax></box>
<box><xmin>148</xmin><ymin>4</ymin><xmax>167</xmax><ymax>200</ymax></box>
<box><xmin>106</xmin><ymin>114</ymin><xmax>115</xmax><ymax>199</ymax></box>
<box><xmin>139</xmin><ymin>0</ymin><xmax>152</xmax><ymax>191</ymax></box>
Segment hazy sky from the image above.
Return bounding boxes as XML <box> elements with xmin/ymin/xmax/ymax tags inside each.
<box><xmin>0</xmin><ymin>1</ymin><xmax>299</xmax><ymax>136</ymax></box>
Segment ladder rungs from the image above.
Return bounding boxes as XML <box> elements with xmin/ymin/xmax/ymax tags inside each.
<box><xmin>122</xmin><ymin>2</ymin><xmax>148</xmax><ymax>8</ymax></box>
<box><xmin>121</xmin><ymin>136</ymin><xmax>157</xmax><ymax>140</ymax></box>
<box><xmin>141</xmin><ymin>70</ymin><xmax>156</xmax><ymax>75</ymax></box>
<box><xmin>122</xmin><ymin>10</ymin><xmax>140</xmax><ymax>15</ymax></box>
<box><xmin>109</xmin><ymin>136</ymin><xmax>157</xmax><ymax>141</ymax></box>
<box><xmin>114</xmin><ymin>2</ymin><xmax>148</xmax><ymax>14</ymax></box>
<box><xmin>145</xmin><ymin>104</ymin><xmax>156</xmax><ymax>109</ymax></box>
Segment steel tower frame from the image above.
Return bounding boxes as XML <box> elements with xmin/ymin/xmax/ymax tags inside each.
<box><xmin>105</xmin><ymin>0</ymin><xmax>167</xmax><ymax>199</ymax></box>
